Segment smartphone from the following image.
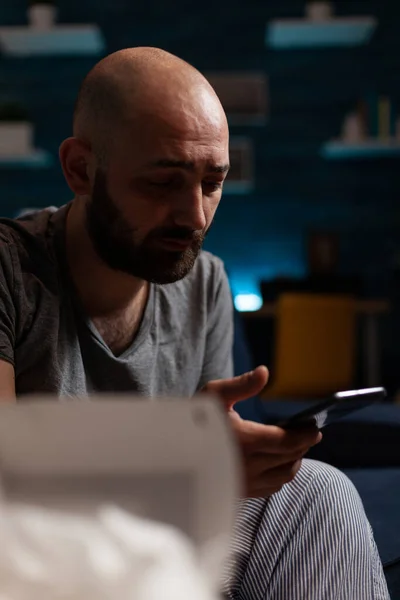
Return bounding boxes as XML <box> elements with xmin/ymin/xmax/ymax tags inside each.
<box><xmin>269</xmin><ymin>387</ymin><xmax>387</xmax><ymax>430</ymax></box>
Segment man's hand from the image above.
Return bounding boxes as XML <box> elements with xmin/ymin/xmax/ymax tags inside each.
<box><xmin>202</xmin><ymin>366</ymin><xmax>322</xmax><ymax>498</ymax></box>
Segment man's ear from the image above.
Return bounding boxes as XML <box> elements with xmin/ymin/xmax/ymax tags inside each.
<box><xmin>59</xmin><ymin>137</ymin><xmax>95</xmax><ymax>195</ymax></box>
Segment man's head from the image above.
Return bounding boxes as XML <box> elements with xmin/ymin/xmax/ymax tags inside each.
<box><xmin>59</xmin><ymin>47</ymin><xmax>229</xmax><ymax>284</ymax></box>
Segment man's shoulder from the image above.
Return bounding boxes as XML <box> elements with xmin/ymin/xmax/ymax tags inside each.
<box><xmin>0</xmin><ymin>206</ymin><xmax>59</xmax><ymax>240</ymax></box>
<box><xmin>0</xmin><ymin>206</ymin><xmax>61</xmax><ymax>262</ymax></box>
<box><xmin>0</xmin><ymin>206</ymin><xmax>65</xmax><ymax>294</ymax></box>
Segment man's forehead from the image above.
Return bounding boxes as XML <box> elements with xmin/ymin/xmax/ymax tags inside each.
<box><xmin>112</xmin><ymin>117</ymin><xmax>229</xmax><ymax>172</ymax></box>
<box><xmin>121</xmin><ymin>95</ymin><xmax>228</xmax><ymax>144</ymax></box>
<box><xmin>145</xmin><ymin>158</ymin><xmax>230</xmax><ymax>174</ymax></box>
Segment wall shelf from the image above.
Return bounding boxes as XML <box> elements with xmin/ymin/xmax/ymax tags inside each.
<box><xmin>0</xmin><ymin>24</ymin><xmax>105</xmax><ymax>56</ymax></box>
<box><xmin>266</xmin><ymin>16</ymin><xmax>377</xmax><ymax>49</ymax></box>
<box><xmin>0</xmin><ymin>150</ymin><xmax>53</xmax><ymax>168</ymax></box>
<box><xmin>322</xmin><ymin>139</ymin><xmax>400</xmax><ymax>159</ymax></box>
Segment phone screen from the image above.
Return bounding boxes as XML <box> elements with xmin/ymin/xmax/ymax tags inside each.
<box><xmin>274</xmin><ymin>387</ymin><xmax>386</xmax><ymax>430</ymax></box>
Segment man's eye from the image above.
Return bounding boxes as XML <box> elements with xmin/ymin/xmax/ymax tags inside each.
<box><xmin>203</xmin><ymin>181</ymin><xmax>223</xmax><ymax>192</ymax></box>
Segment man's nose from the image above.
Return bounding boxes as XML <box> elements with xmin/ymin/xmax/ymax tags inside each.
<box><xmin>172</xmin><ymin>186</ymin><xmax>207</xmax><ymax>231</ymax></box>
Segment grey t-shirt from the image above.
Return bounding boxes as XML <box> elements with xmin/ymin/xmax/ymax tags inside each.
<box><xmin>0</xmin><ymin>205</ymin><xmax>234</xmax><ymax>398</ymax></box>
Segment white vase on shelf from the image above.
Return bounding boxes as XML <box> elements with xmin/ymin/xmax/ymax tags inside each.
<box><xmin>306</xmin><ymin>1</ymin><xmax>334</xmax><ymax>22</ymax></box>
<box><xmin>341</xmin><ymin>112</ymin><xmax>365</xmax><ymax>144</ymax></box>
<box><xmin>28</xmin><ymin>4</ymin><xmax>57</xmax><ymax>30</ymax></box>
<box><xmin>0</xmin><ymin>122</ymin><xmax>33</xmax><ymax>156</ymax></box>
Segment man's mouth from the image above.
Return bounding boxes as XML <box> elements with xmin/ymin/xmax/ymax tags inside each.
<box><xmin>157</xmin><ymin>237</ymin><xmax>193</xmax><ymax>251</ymax></box>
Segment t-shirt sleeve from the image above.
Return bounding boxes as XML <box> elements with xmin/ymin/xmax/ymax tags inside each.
<box><xmin>197</xmin><ymin>259</ymin><xmax>234</xmax><ymax>388</ymax></box>
<box><xmin>0</xmin><ymin>239</ymin><xmax>16</xmax><ymax>366</ymax></box>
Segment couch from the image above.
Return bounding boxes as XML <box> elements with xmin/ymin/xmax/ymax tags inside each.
<box><xmin>233</xmin><ymin>310</ymin><xmax>400</xmax><ymax>598</ymax></box>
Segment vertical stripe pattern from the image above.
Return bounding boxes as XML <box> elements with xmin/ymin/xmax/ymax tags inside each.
<box><xmin>222</xmin><ymin>460</ymin><xmax>390</xmax><ymax>599</ymax></box>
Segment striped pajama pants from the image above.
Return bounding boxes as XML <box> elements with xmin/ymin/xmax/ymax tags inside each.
<box><xmin>223</xmin><ymin>459</ymin><xmax>390</xmax><ymax>599</ymax></box>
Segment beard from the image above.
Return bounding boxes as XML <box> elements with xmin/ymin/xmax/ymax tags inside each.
<box><xmin>85</xmin><ymin>169</ymin><xmax>207</xmax><ymax>284</ymax></box>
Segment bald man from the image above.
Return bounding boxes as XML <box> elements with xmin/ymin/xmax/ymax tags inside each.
<box><xmin>0</xmin><ymin>48</ymin><xmax>389</xmax><ymax>599</ymax></box>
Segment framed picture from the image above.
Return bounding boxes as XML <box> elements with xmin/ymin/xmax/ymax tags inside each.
<box><xmin>205</xmin><ymin>72</ymin><xmax>268</xmax><ymax>126</ymax></box>
<box><xmin>225</xmin><ymin>137</ymin><xmax>254</xmax><ymax>194</ymax></box>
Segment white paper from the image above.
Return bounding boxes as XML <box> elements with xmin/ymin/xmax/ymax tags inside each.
<box><xmin>0</xmin><ymin>503</ymin><xmax>221</xmax><ymax>600</ymax></box>
<box><xmin>0</xmin><ymin>398</ymin><xmax>241</xmax><ymax>598</ymax></box>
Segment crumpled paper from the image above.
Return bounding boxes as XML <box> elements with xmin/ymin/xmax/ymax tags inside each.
<box><xmin>0</xmin><ymin>504</ymin><xmax>222</xmax><ymax>600</ymax></box>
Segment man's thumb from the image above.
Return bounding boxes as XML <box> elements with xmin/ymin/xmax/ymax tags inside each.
<box><xmin>202</xmin><ymin>366</ymin><xmax>269</xmax><ymax>410</ymax></box>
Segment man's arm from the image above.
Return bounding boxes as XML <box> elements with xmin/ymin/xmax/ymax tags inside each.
<box><xmin>0</xmin><ymin>359</ymin><xmax>16</xmax><ymax>401</ymax></box>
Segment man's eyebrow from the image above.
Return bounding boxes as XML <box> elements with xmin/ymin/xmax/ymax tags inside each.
<box><xmin>209</xmin><ymin>163</ymin><xmax>230</xmax><ymax>174</ymax></box>
<box><xmin>147</xmin><ymin>159</ymin><xmax>230</xmax><ymax>174</ymax></box>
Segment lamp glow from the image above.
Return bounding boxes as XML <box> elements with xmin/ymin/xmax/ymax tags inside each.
<box><xmin>234</xmin><ymin>294</ymin><xmax>263</xmax><ymax>312</ymax></box>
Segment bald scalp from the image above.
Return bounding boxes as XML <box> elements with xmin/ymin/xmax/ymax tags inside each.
<box><xmin>73</xmin><ymin>47</ymin><xmax>222</xmax><ymax>163</ymax></box>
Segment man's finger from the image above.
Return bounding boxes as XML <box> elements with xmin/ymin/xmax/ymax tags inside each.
<box><xmin>203</xmin><ymin>365</ymin><xmax>269</xmax><ymax>409</ymax></box>
<box><xmin>232</xmin><ymin>418</ymin><xmax>322</xmax><ymax>453</ymax></box>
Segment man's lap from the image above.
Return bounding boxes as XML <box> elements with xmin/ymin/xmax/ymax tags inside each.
<box><xmin>223</xmin><ymin>460</ymin><xmax>389</xmax><ymax>600</ymax></box>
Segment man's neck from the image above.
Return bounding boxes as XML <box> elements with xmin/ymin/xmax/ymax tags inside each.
<box><xmin>65</xmin><ymin>198</ymin><xmax>148</xmax><ymax>319</ymax></box>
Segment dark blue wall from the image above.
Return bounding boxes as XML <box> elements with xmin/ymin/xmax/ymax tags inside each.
<box><xmin>1</xmin><ymin>0</ymin><xmax>400</xmax><ymax>383</ymax></box>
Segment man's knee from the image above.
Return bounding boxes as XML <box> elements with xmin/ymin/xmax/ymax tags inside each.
<box><xmin>298</xmin><ymin>458</ymin><xmax>360</xmax><ymax>502</ymax></box>
<box><xmin>297</xmin><ymin>459</ymin><xmax>373</xmax><ymax>545</ymax></box>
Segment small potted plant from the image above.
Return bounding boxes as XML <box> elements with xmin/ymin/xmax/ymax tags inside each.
<box><xmin>28</xmin><ymin>0</ymin><xmax>57</xmax><ymax>30</ymax></box>
<box><xmin>0</xmin><ymin>101</ymin><xmax>33</xmax><ymax>157</ymax></box>
<box><xmin>306</xmin><ymin>1</ymin><xmax>334</xmax><ymax>21</ymax></box>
